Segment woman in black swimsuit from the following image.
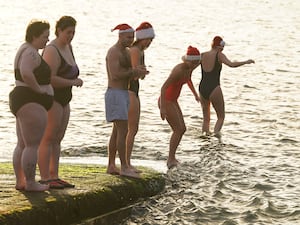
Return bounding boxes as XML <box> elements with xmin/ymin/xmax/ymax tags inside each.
<box><xmin>126</xmin><ymin>22</ymin><xmax>154</xmax><ymax>172</ymax></box>
<box><xmin>199</xmin><ymin>36</ymin><xmax>254</xmax><ymax>140</ymax></box>
<box><xmin>38</xmin><ymin>16</ymin><xmax>83</xmax><ymax>189</ymax></box>
<box><xmin>9</xmin><ymin>20</ymin><xmax>53</xmax><ymax>192</ymax></box>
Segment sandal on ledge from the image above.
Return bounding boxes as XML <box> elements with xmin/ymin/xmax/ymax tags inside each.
<box><xmin>39</xmin><ymin>180</ymin><xmax>64</xmax><ymax>189</ymax></box>
<box><xmin>53</xmin><ymin>178</ymin><xmax>75</xmax><ymax>188</ymax></box>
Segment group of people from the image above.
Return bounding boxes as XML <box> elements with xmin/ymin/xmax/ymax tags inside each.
<box><xmin>106</xmin><ymin>23</ymin><xmax>254</xmax><ymax>176</ymax></box>
<box><xmin>9</xmin><ymin>16</ymin><xmax>82</xmax><ymax>191</ymax></box>
<box><xmin>9</xmin><ymin>16</ymin><xmax>255</xmax><ymax>191</ymax></box>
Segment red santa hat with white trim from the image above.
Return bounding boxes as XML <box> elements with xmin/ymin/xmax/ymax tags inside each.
<box><xmin>135</xmin><ymin>22</ymin><xmax>155</xmax><ymax>40</ymax></box>
<box><xmin>183</xmin><ymin>46</ymin><xmax>201</xmax><ymax>61</ymax></box>
<box><xmin>111</xmin><ymin>23</ymin><xmax>134</xmax><ymax>34</ymax></box>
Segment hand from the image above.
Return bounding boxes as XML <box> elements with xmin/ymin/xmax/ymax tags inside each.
<box><xmin>133</xmin><ymin>65</ymin><xmax>149</xmax><ymax>79</ymax></box>
<box><xmin>247</xmin><ymin>59</ymin><xmax>255</xmax><ymax>64</ymax></box>
<box><xmin>73</xmin><ymin>78</ymin><xmax>83</xmax><ymax>87</ymax></box>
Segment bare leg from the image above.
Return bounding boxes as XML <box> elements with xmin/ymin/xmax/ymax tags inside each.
<box><xmin>210</xmin><ymin>86</ymin><xmax>225</xmax><ymax>138</ymax></box>
<box><xmin>200</xmin><ymin>95</ymin><xmax>211</xmax><ymax>134</ymax></box>
<box><xmin>13</xmin><ymin>121</ymin><xmax>25</xmax><ymax>190</ymax></box>
<box><xmin>107</xmin><ymin>123</ymin><xmax>120</xmax><ymax>174</ymax></box>
<box><xmin>114</xmin><ymin>120</ymin><xmax>140</xmax><ymax>178</ymax></box>
<box><xmin>49</xmin><ymin>103</ymin><xmax>69</xmax><ymax>180</ymax></box>
<box><xmin>17</xmin><ymin>104</ymin><xmax>49</xmax><ymax>192</ymax></box>
<box><xmin>126</xmin><ymin>92</ymin><xmax>141</xmax><ymax>172</ymax></box>
<box><xmin>38</xmin><ymin>102</ymin><xmax>69</xmax><ymax>181</ymax></box>
<box><xmin>165</xmin><ymin>101</ymin><xmax>186</xmax><ymax>169</ymax></box>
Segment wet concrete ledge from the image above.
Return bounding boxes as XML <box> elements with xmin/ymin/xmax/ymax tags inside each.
<box><xmin>0</xmin><ymin>162</ymin><xmax>165</xmax><ymax>225</ymax></box>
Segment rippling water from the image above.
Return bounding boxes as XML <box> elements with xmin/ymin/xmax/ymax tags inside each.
<box><xmin>0</xmin><ymin>0</ymin><xmax>299</xmax><ymax>224</ymax></box>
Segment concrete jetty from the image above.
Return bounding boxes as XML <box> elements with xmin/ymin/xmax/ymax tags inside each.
<box><xmin>0</xmin><ymin>162</ymin><xmax>165</xmax><ymax>225</ymax></box>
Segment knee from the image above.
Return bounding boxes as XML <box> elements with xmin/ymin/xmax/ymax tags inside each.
<box><xmin>177</xmin><ymin>126</ymin><xmax>186</xmax><ymax>135</ymax></box>
<box><xmin>128</xmin><ymin>126</ymin><xmax>138</xmax><ymax>137</ymax></box>
<box><xmin>218</xmin><ymin>113</ymin><xmax>225</xmax><ymax>120</ymax></box>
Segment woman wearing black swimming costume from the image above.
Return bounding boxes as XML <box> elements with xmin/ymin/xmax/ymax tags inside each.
<box><xmin>126</xmin><ymin>22</ymin><xmax>154</xmax><ymax>172</ymax></box>
<box><xmin>199</xmin><ymin>36</ymin><xmax>254</xmax><ymax>140</ymax></box>
<box><xmin>9</xmin><ymin>20</ymin><xmax>53</xmax><ymax>192</ymax></box>
<box><xmin>38</xmin><ymin>16</ymin><xmax>83</xmax><ymax>189</ymax></box>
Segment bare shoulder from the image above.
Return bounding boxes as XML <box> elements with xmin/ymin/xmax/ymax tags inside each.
<box><xmin>171</xmin><ymin>63</ymin><xmax>186</xmax><ymax>77</ymax></box>
<box><xmin>43</xmin><ymin>44</ymin><xmax>59</xmax><ymax>57</ymax></box>
<box><xmin>130</xmin><ymin>45</ymin><xmax>140</xmax><ymax>53</ymax></box>
<box><xmin>22</xmin><ymin>45</ymin><xmax>40</xmax><ymax>64</ymax></box>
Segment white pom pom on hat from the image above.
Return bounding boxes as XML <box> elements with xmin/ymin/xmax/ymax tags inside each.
<box><xmin>111</xmin><ymin>23</ymin><xmax>134</xmax><ymax>34</ymax></box>
<box><xmin>183</xmin><ymin>46</ymin><xmax>201</xmax><ymax>61</ymax></box>
<box><xmin>135</xmin><ymin>22</ymin><xmax>155</xmax><ymax>40</ymax></box>
<box><xmin>212</xmin><ymin>36</ymin><xmax>225</xmax><ymax>47</ymax></box>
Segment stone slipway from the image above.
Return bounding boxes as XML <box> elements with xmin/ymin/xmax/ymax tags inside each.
<box><xmin>0</xmin><ymin>162</ymin><xmax>165</xmax><ymax>225</ymax></box>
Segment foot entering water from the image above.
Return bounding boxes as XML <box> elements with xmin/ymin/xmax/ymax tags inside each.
<box><xmin>167</xmin><ymin>159</ymin><xmax>179</xmax><ymax>169</ymax></box>
<box><xmin>214</xmin><ymin>131</ymin><xmax>222</xmax><ymax>143</ymax></box>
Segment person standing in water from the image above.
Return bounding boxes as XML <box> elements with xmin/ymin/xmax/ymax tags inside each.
<box><xmin>159</xmin><ymin>46</ymin><xmax>201</xmax><ymax>169</ymax></box>
<box><xmin>199</xmin><ymin>36</ymin><xmax>255</xmax><ymax>140</ymax></box>
<box><xmin>105</xmin><ymin>23</ymin><xmax>149</xmax><ymax>178</ymax></box>
<box><xmin>126</xmin><ymin>22</ymin><xmax>155</xmax><ymax>172</ymax></box>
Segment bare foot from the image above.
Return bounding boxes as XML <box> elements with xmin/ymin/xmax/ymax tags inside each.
<box><xmin>214</xmin><ymin>131</ymin><xmax>222</xmax><ymax>143</ymax></box>
<box><xmin>15</xmin><ymin>180</ymin><xmax>26</xmax><ymax>190</ymax></box>
<box><xmin>214</xmin><ymin>131</ymin><xmax>222</xmax><ymax>139</ymax></box>
<box><xmin>25</xmin><ymin>182</ymin><xmax>49</xmax><ymax>192</ymax></box>
<box><xmin>120</xmin><ymin>168</ymin><xmax>140</xmax><ymax>178</ymax></box>
<box><xmin>15</xmin><ymin>185</ymin><xmax>25</xmax><ymax>191</ymax></box>
<box><xmin>200</xmin><ymin>131</ymin><xmax>212</xmax><ymax>139</ymax></box>
<box><xmin>167</xmin><ymin>159</ymin><xmax>179</xmax><ymax>169</ymax></box>
<box><xmin>106</xmin><ymin>165</ymin><xmax>120</xmax><ymax>175</ymax></box>
<box><xmin>129</xmin><ymin>165</ymin><xmax>142</xmax><ymax>173</ymax></box>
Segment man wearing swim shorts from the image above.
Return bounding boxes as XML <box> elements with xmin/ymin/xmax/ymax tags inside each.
<box><xmin>105</xmin><ymin>23</ymin><xmax>148</xmax><ymax>178</ymax></box>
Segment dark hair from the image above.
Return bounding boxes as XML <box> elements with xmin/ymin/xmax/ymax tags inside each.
<box><xmin>25</xmin><ymin>20</ymin><xmax>50</xmax><ymax>43</ymax></box>
<box><xmin>55</xmin><ymin>16</ymin><xmax>77</xmax><ymax>36</ymax></box>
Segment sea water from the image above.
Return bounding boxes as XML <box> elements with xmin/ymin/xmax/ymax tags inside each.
<box><xmin>0</xmin><ymin>0</ymin><xmax>299</xmax><ymax>224</ymax></box>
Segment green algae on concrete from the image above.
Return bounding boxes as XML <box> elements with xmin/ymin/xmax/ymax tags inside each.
<box><xmin>0</xmin><ymin>162</ymin><xmax>165</xmax><ymax>225</ymax></box>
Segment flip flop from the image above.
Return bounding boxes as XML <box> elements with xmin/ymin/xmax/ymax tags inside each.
<box><xmin>53</xmin><ymin>179</ymin><xmax>75</xmax><ymax>188</ymax></box>
<box><xmin>39</xmin><ymin>180</ymin><xmax>64</xmax><ymax>189</ymax></box>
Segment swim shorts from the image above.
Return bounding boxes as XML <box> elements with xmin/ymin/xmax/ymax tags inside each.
<box><xmin>104</xmin><ymin>88</ymin><xmax>129</xmax><ymax>122</ymax></box>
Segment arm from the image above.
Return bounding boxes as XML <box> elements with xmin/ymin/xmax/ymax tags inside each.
<box><xmin>219</xmin><ymin>52</ymin><xmax>255</xmax><ymax>68</ymax></box>
<box><xmin>187</xmin><ymin>78</ymin><xmax>200</xmax><ymax>102</ymax></box>
<box><xmin>130</xmin><ymin>47</ymin><xmax>148</xmax><ymax>80</ymax></box>
<box><xmin>19</xmin><ymin>49</ymin><xmax>44</xmax><ymax>94</ymax></box>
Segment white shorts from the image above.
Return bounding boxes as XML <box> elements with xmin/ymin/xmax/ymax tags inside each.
<box><xmin>105</xmin><ymin>88</ymin><xmax>129</xmax><ymax>122</ymax></box>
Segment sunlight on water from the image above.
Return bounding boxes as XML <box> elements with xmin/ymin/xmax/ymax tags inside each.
<box><xmin>0</xmin><ymin>0</ymin><xmax>299</xmax><ymax>224</ymax></box>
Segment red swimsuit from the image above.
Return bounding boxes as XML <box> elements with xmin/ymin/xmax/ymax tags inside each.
<box><xmin>165</xmin><ymin>76</ymin><xmax>190</xmax><ymax>101</ymax></box>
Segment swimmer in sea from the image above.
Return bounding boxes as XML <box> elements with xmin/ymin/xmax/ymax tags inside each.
<box><xmin>199</xmin><ymin>36</ymin><xmax>255</xmax><ymax>140</ymax></box>
<box><xmin>159</xmin><ymin>46</ymin><xmax>201</xmax><ymax>169</ymax></box>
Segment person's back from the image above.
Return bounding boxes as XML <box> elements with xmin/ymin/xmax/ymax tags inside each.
<box><xmin>198</xmin><ymin>36</ymin><xmax>255</xmax><ymax>139</ymax></box>
<box><xmin>199</xmin><ymin>50</ymin><xmax>222</xmax><ymax>100</ymax></box>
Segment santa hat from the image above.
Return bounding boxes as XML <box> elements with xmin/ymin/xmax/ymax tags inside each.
<box><xmin>183</xmin><ymin>46</ymin><xmax>201</xmax><ymax>61</ymax></box>
<box><xmin>135</xmin><ymin>22</ymin><xmax>155</xmax><ymax>40</ymax></box>
<box><xmin>212</xmin><ymin>36</ymin><xmax>225</xmax><ymax>48</ymax></box>
<box><xmin>111</xmin><ymin>23</ymin><xmax>134</xmax><ymax>34</ymax></box>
